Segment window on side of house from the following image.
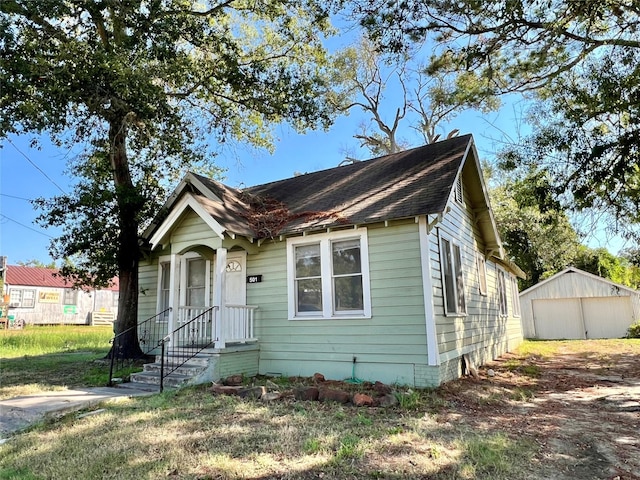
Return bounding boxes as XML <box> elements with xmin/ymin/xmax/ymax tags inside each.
<box><xmin>477</xmin><ymin>255</ymin><xmax>487</xmax><ymax>296</ymax></box>
<box><xmin>497</xmin><ymin>269</ymin><xmax>508</xmax><ymax>316</ymax></box>
<box><xmin>510</xmin><ymin>276</ymin><xmax>521</xmax><ymax>317</ymax></box>
<box><xmin>9</xmin><ymin>288</ymin><xmax>36</xmax><ymax>308</ymax></box>
<box><xmin>288</xmin><ymin>229</ymin><xmax>371</xmax><ymax>319</ymax></box>
<box><xmin>440</xmin><ymin>236</ymin><xmax>466</xmax><ymax>315</ymax></box>
<box><xmin>63</xmin><ymin>288</ymin><xmax>78</xmax><ymax>305</ymax></box>
<box><xmin>159</xmin><ymin>261</ymin><xmax>171</xmax><ymax>320</ymax></box>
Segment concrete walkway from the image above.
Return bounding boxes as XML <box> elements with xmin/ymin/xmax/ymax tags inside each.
<box><xmin>0</xmin><ymin>385</ymin><xmax>158</xmax><ymax>441</ymax></box>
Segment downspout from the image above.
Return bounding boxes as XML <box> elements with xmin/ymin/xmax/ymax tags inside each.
<box><xmin>419</xmin><ymin>214</ymin><xmax>442</xmax><ymax>366</ymax></box>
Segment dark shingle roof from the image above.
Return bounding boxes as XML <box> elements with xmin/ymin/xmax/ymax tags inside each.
<box><xmin>245</xmin><ymin>134</ymin><xmax>471</xmax><ymax>234</ymax></box>
<box><xmin>188</xmin><ymin>134</ymin><xmax>471</xmax><ymax>237</ymax></box>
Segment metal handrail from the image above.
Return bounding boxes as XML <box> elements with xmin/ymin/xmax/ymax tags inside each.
<box><xmin>108</xmin><ymin>307</ymin><xmax>171</xmax><ymax>386</ymax></box>
<box><xmin>158</xmin><ymin>305</ymin><xmax>218</xmax><ymax>392</ymax></box>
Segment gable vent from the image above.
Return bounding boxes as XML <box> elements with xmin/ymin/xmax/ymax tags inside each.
<box><xmin>454</xmin><ymin>176</ymin><xmax>464</xmax><ymax>204</ymax></box>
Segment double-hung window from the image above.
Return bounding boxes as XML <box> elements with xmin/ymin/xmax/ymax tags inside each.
<box><xmin>63</xmin><ymin>288</ymin><xmax>78</xmax><ymax>305</ymax></box>
<box><xmin>497</xmin><ymin>269</ymin><xmax>508</xmax><ymax>316</ymax></box>
<box><xmin>159</xmin><ymin>261</ymin><xmax>171</xmax><ymax>321</ymax></box>
<box><xmin>477</xmin><ymin>255</ymin><xmax>487</xmax><ymax>296</ymax></box>
<box><xmin>510</xmin><ymin>276</ymin><xmax>521</xmax><ymax>317</ymax></box>
<box><xmin>288</xmin><ymin>229</ymin><xmax>371</xmax><ymax>319</ymax></box>
<box><xmin>9</xmin><ymin>288</ymin><xmax>36</xmax><ymax>308</ymax></box>
<box><xmin>440</xmin><ymin>235</ymin><xmax>466</xmax><ymax>315</ymax></box>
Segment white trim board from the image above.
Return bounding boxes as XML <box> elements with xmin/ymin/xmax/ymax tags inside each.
<box><xmin>149</xmin><ymin>193</ymin><xmax>226</xmax><ymax>249</ymax></box>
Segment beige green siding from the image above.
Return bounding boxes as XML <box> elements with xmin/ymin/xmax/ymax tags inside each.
<box><xmin>430</xmin><ymin>175</ymin><xmax>523</xmax><ymax>380</ymax></box>
<box><xmin>136</xmin><ymin>184</ymin><xmax>522</xmax><ymax>388</ymax></box>
<box><xmin>248</xmin><ymin>221</ymin><xmax>430</xmax><ymax>386</ymax></box>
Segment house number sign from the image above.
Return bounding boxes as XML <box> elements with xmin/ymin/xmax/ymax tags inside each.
<box><xmin>246</xmin><ymin>275</ymin><xmax>262</xmax><ymax>284</ymax></box>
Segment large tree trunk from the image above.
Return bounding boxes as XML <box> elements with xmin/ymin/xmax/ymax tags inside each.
<box><xmin>108</xmin><ymin>115</ymin><xmax>144</xmax><ymax>359</ymax></box>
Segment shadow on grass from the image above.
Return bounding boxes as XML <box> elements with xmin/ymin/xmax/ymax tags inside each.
<box><xmin>0</xmin><ymin>349</ymin><xmax>134</xmax><ymax>396</ymax></box>
<box><xmin>0</xmin><ymin>385</ymin><xmax>537</xmax><ymax>480</ymax></box>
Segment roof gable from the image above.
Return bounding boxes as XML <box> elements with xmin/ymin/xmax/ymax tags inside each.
<box><xmin>149</xmin><ymin>193</ymin><xmax>227</xmax><ymax>249</ymax></box>
<box><xmin>519</xmin><ymin>266</ymin><xmax>639</xmax><ymax>296</ymax></box>
<box><xmin>143</xmin><ymin>135</ymin><xmax>509</xmax><ymax>258</ymax></box>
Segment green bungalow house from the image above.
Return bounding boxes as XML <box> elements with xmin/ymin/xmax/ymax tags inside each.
<box><xmin>133</xmin><ymin>134</ymin><xmax>525</xmax><ymax>388</ymax></box>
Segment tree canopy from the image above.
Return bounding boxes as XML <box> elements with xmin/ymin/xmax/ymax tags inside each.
<box><xmin>487</xmin><ymin>166</ymin><xmax>581</xmax><ymax>289</ymax></box>
<box><xmin>328</xmin><ymin>35</ymin><xmax>498</xmax><ymax>158</ymax></box>
<box><xmin>352</xmin><ymin>0</ymin><xmax>640</xmax><ymax>238</ymax></box>
<box><xmin>1</xmin><ymin>0</ymin><xmax>338</xmax><ymax>352</ymax></box>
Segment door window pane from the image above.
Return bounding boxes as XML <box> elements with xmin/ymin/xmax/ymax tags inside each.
<box><xmin>187</xmin><ymin>258</ymin><xmax>206</xmax><ymax>306</ymax></box>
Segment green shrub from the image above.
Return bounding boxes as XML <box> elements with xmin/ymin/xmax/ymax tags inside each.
<box><xmin>627</xmin><ymin>321</ymin><xmax>640</xmax><ymax>338</ymax></box>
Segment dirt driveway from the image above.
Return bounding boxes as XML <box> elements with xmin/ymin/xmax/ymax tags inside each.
<box><xmin>440</xmin><ymin>340</ymin><xmax>640</xmax><ymax>480</ymax></box>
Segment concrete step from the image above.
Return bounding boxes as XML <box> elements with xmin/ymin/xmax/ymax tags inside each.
<box><xmin>142</xmin><ymin>361</ymin><xmax>207</xmax><ymax>377</ymax></box>
<box><xmin>155</xmin><ymin>353</ymin><xmax>212</xmax><ymax>367</ymax></box>
<box><xmin>130</xmin><ymin>371</ymin><xmax>193</xmax><ymax>388</ymax></box>
<box><xmin>115</xmin><ymin>381</ymin><xmax>160</xmax><ymax>393</ymax></box>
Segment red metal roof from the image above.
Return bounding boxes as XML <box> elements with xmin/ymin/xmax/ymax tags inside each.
<box><xmin>5</xmin><ymin>265</ymin><xmax>119</xmax><ymax>291</ymax></box>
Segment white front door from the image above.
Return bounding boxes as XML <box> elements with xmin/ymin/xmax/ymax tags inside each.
<box><xmin>176</xmin><ymin>253</ymin><xmax>212</xmax><ymax>345</ymax></box>
<box><xmin>224</xmin><ymin>251</ymin><xmax>247</xmax><ymax>306</ymax></box>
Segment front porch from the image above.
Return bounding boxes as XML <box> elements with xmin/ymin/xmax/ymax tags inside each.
<box><xmin>133</xmin><ymin>184</ymin><xmax>264</xmax><ymax>389</ymax></box>
<box><xmin>172</xmin><ymin>304</ymin><xmax>258</xmax><ymax>349</ymax></box>
<box><xmin>129</xmin><ymin>343</ymin><xmax>260</xmax><ymax>389</ymax></box>
<box><xmin>127</xmin><ymin>304</ymin><xmax>260</xmax><ymax>390</ymax></box>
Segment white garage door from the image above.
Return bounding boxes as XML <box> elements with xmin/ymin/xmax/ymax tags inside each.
<box><xmin>532</xmin><ymin>298</ymin><xmax>584</xmax><ymax>339</ymax></box>
<box><xmin>582</xmin><ymin>296</ymin><xmax>634</xmax><ymax>339</ymax></box>
<box><xmin>532</xmin><ymin>296</ymin><xmax>635</xmax><ymax>339</ymax></box>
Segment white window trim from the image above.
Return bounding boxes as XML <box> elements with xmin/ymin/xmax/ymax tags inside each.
<box><xmin>180</xmin><ymin>252</ymin><xmax>211</xmax><ymax>308</ymax></box>
<box><xmin>287</xmin><ymin>228</ymin><xmax>371</xmax><ymax>320</ymax></box>
<box><xmin>63</xmin><ymin>288</ymin><xmax>78</xmax><ymax>305</ymax></box>
<box><xmin>156</xmin><ymin>255</ymin><xmax>175</xmax><ymax>322</ymax></box>
<box><xmin>439</xmin><ymin>232</ymin><xmax>467</xmax><ymax>316</ymax></box>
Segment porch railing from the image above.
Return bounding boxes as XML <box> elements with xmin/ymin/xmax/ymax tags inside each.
<box><xmin>108</xmin><ymin>308</ymin><xmax>170</xmax><ymax>386</ymax></box>
<box><xmin>221</xmin><ymin>304</ymin><xmax>258</xmax><ymax>344</ymax></box>
<box><xmin>158</xmin><ymin>305</ymin><xmax>218</xmax><ymax>392</ymax></box>
<box><xmin>108</xmin><ymin>304</ymin><xmax>258</xmax><ymax>391</ymax></box>
<box><xmin>176</xmin><ymin>306</ymin><xmax>214</xmax><ymax>345</ymax></box>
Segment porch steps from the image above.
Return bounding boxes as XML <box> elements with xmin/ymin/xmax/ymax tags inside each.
<box><xmin>129</xmin><ymin>353</ymin><xmax>211</xmax><ymax>389</ymax></box>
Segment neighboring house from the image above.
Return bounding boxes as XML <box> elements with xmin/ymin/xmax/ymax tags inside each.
<box><xmin>3</xmin><ymin>265</ymin><xmax>119</xmax><ymax>326</ymax></box>
<box><xmin>520</xmin><ymin>267</ymin><xmax>640</xmax><ymax>339</ymax></box>
<box><xmin>138</xmin><ymin>134</ymin><xmax>525</xmax><ymax>387</ymax></box>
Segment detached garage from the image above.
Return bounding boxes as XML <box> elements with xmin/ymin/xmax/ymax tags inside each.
<box><xmin>520</xmin><ymin>267</ymin><xmax>640</xmax><ymax>339</ymax></box>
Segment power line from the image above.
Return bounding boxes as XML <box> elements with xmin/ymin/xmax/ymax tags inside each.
<box><xmin>6</xmin><ymin>138</ymin><xmax>67</xmax><ymax>194</ymax></box>
<box><xmin>1</xmin><ymin>193</ymin><xmax>32</xmax><ymax>202</ymax></box>
<box><xmin>0</xmin><ymin>214</ymin><xmax>54</xmax><ymax>238</ymax></box>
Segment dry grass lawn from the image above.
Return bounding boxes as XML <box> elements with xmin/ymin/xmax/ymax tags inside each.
<box><xmin>1</xmin><ymin>338</ymin><xmax>639</xmax><ymax>480</ymax></box>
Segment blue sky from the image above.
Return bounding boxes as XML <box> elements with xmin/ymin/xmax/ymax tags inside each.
<box><xmin>0</xmin><ymin>104</ymin><xmax>513</xmax><ymax>264</ymax></box>
<box><xmin>0</xmin><ymin>50</ymin><xmax>627</xmax><ymax>265</ymax></box>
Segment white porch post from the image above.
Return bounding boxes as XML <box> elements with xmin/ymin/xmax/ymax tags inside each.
<box><xmin>168</xmin><ymin>253</ymin><xmax>178</xmax><ymax>347</ymax></box>
<box><xmin>214</xmin><ymin>247</ymin><xmax>227</xmax><ymax>349</ymax></box>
